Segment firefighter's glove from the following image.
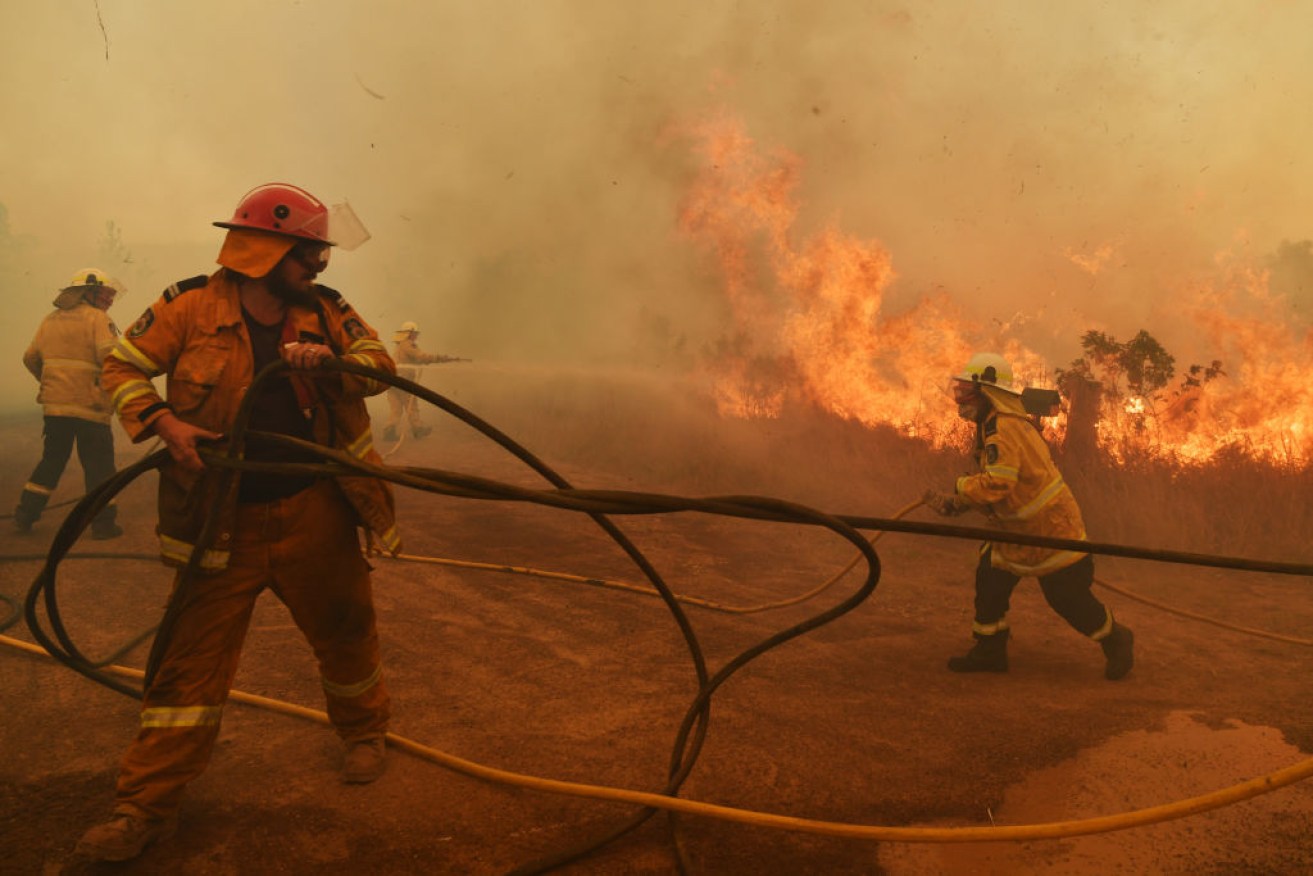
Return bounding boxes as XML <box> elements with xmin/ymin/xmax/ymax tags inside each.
<box><xmin>922</xmin><ymin>489</ymin><xmax>966</xmax><ymax>517</ymax></box>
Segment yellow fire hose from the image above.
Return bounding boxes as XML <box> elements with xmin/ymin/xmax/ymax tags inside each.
<box><xmin>9</xmin><ymin>356</ymin><xmax>1311</xmax><ymax>856</ymax></box>
<box><xmin>1092</xmin><ymin>576</ymin><xmax>1313</xmax><ymax>647</ymax></box>
<box><xmin>7</xmin><ymin>488</ymin><xmax>1309</xmax><ymax>846</ymax></box>
<box><xmin>378</xmin><ymin>500</ymin><xmax>918</xmax><ymax>616</ymax></box>
<box><xmin>2</xmin><ymin>630</ymin><xmax>1310</xmax><ymax>843</ymax></box>
<box><xmin>376</xmin><ymin>532</ymin><xmax>1313</xmax><ymax>645</ymax></box>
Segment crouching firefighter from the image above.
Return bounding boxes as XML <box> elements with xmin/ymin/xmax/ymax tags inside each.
<box><xmin>75</xmin><ymin>183</ymin><xmax>402</xmax><ymax>863</ymax></box>
<box><xmin>923</xmin><ymin>353</ymin><xmax>1134</xmax><ymax>682</ymax></box>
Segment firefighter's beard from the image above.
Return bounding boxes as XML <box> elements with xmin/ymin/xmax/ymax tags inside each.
<box><xmin>958</xmin><ymin>400</ymin><xmax>987</xmax><ymax>422</ymax></box>
<box><xmin>267</xmin><ymin>272</ymin><xmax>319</xmax><ymax>308</ymax></box>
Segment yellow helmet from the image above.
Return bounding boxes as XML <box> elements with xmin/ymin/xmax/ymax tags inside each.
<box><xmin>954</xmin><ymin>352</ymin><xmax>1017</xmax><ymax>392</ymax></box>
<box><xmin>65</xmin><ymin>268</ymin><xmax>112</xmax><ymax>290</ymax></box>
<box><xmin>54</xmin><ymin>268</ymin><xmax>119</xmax><ymax>309</ymax></box>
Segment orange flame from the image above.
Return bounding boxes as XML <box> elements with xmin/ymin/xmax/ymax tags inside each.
<box><xmin>1160</xmin><ymin>257</ymin><xmax>1313</xmax><ymax>465</ymax></box>
<box><xmin>676</xmin><ymin>113</ymin><xmax>1045</xmax><ymax>447</ymax></box>
<box><xmin>675</xmin><ymin>113</ymin><xmax>1309</xmax><ymax>468</ymax></box>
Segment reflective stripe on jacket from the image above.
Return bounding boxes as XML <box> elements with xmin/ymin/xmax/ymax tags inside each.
<box><xmin>23</xmin><ymin>303</ymin><xmax>119</xmax><ymax>423</ymax></box>
<box><xmin>101</xmin><ymin>271</ymin><xmax>400</xmax><ymax>569</ymax></box>
<box><xmin>954</xmin><ymin>387</ymin><xmax>1088</xmax><ymax>576</ymax></box>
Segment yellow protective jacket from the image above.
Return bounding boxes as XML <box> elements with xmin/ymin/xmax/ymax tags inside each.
<box><xmin>102</xmin><ymin>271</ymin><xmax>401</xmax><ymax>570</ymax></box>
<box><xmin>23</xmin><ymin>302</ymin><xmax>119</xmax><ymax>423</ymax></box>
<box><xmin>392</xmin><ymin>337</ymin><xmax>454</xmax><ymax>381</ymax></box>
<box><xmin>954</xmin><ymin>387</ymin><xmax>1088</xmax><ymax>576</ymax></box>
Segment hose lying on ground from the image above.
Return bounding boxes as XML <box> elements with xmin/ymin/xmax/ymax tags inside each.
<box><xmin>369</xmin><ymin>549</ymin><xmax>1313</xmax><ymax>646</ymax></box>
<box><xmin>16</xmin><ymin>358</ymin><xmax>1313</xmax><ymax>873</ymax></box>
<box><xmin>27</xmin><ymin>359</ymin><xmax>872</xmax><ymax>873</ymax></box>
<box><xmin>5</xmin><ymin>631</ymin><xmax>1313</xmax><ymax>846</ymax></box>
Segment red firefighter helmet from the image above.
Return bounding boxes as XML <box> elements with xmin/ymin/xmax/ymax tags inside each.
<box><xmin>213</xmin><ymin>183</ymin><xmax>334</xmax><ymax>244</ymax></box>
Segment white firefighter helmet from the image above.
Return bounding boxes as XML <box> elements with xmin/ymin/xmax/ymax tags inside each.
<box><xmin>66</xmin><ymin>268</ymin><xmax>112</xmax><ymax>290</ymax></box>
<box><xmin>54</xmin><ymin>268</ymin><xmax>118</xmax><ymax>309</ymax></box>
<box><xmin>393</xmin><ymin>321</ymin><xmax>419</xmax><ymax>341</ymax></box>
<box><xmin>954</xmin><ymin>352</ymin><xmax>1017</xmax><ymax>393</ymax></box>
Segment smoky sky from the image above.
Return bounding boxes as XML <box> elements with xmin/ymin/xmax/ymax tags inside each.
<box><xmin>2</xmin><ymin>1</ymin><xmax>1311</xmax><ymax>405</ymax></box>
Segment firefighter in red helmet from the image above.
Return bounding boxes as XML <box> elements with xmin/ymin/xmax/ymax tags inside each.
<box><xmin>214</xmin><ymin>182</ymin><xmax>335</xmax><ymax>244</ymax></box>
<box><xmin>75</xmin><ymin>184</ymin><xmax>399</xmax><ymax>862</ymax></box>
<box><xmin>924</xmin><ymin>353</ymin><xmax>1135</xmax><ymax>681</ymax></box>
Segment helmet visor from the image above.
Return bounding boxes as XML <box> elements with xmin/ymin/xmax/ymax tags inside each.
<box><xmin>328</xmin><ymin>201</ymin><xmax>371</xmax><ymax>251</ymax></box>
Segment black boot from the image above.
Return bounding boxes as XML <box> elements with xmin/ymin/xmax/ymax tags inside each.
<box><xmin>13</xmin><ymin>505</ymin><xmax>35</xmax><ymax>534</ymax></box>
<box><xmin>1101</xmin><ymin>622</ymin><xmax>1134</xmax><ymax>680</ymax></box>
<box><xmin>91</xmin><ymin>506</ymin><xmax>124</xmax><ymax>541</ymax></box>
<box><xmin>14</xmin><ymin>488</ymin><xmax>48</xmax><ymax>534</ymax></box>
<box><xmin>948</xmin><ymin>629</ymin><xmax>1009</xmax><ymax>673</ymax></box>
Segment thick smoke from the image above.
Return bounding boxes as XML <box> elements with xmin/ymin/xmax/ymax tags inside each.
<box><xmin>2</xmin><ymin>1</ymin><xmax>1311</xmax><ymax>408</ymax></box>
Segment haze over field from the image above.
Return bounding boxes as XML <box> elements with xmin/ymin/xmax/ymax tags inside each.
<box><xmin>3</xmin><ymin>1</ymin><xmax>1311</xmax><ymax>425</ymax></box>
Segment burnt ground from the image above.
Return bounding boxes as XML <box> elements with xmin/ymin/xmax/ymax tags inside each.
<box><xmin>1</xmin><ymin>370</ymin><xmax>1311</xmax><ymax>875</ymax></box>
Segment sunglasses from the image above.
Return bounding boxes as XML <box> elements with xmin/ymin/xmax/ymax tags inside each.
<box><xmin>289</xmin><ymin>242</ymin><xmax>331</xmax><ymax>271</ymax></box>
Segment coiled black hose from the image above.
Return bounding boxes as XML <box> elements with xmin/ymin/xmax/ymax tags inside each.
<box><xmin>21</xmin><ymin>358</ymin><xmax>1312</xmax><ymax>874</ymax></box>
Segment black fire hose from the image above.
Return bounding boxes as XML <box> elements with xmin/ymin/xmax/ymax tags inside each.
<box><xmin>211</xmin><ymin>430</ymin><xmax>885</xmax><ymax>874</ymax></box>
<box><xmin>20</xmin><ymin>358</ymin><xmax>882</xmax><ymax>872</ymax></box>
<box><xmin>23</xmin><ymin>448</ymin><xmax>171</xmax><ymax>698</ymax></box>
<box><xmin>24</xmin><ymin>359</ymin><xmax>723</xmax><ymax>872</ymax></box>
<box><xmin>21</xmin><ymin>358</ymin><xmax>1313</xmax><ymax>874</ymax></box>
<box><xmin>0</xmin><ymin>592</ymin><xmax>18</xmax><ymax>633</ymax></box>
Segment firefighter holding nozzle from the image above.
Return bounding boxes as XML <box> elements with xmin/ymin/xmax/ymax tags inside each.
<box><xmin>923</xmin><ymin>353</ymin><xmax>1134</xmax><ymax>681</ymax></box>
<box><xmin>382</xmin><ymin>320</ymin><xmax>466</xmax><ymax>442</ymax></box>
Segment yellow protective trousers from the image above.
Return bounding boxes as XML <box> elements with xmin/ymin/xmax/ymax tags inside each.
<box><xmin>385</xmin><ymin>385</ymin><xmax>424</xmax><ymax>430</ymax></box>
<box><xmin>114</xmin><ymin>479</ymin><xmax>390</xmax><ymax>820</ymax></box>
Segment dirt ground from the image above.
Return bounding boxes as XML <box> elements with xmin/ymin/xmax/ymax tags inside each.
<box><xmin>1</xmin><ymin>371</ymin><xmax>1311</xmax><ymax>875</ymax></box>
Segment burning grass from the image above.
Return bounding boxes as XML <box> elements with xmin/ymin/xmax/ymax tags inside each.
<box><xmin>670</xmin><ymin>110</ymin><xmax>1313</xmax><ymax>476</ymax></box>
<box><xmin>1061</xmin><ymin>444</ymin><xmax>1312</xmax><ymax>563</ymax></box>
<box><xmin>408</xmin><ymin>364</ymin><xmax>1308</xmax><ymax>566</ymax></box>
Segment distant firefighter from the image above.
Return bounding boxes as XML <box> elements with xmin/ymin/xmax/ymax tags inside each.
<box><xmin>15</xmin><ymin>269</ymin><xmax>123</xmax><ymax>539</ymax></box>
<box><xmin>383</xmin><ymin>320</ymin><xmax>465</xmax><ymax>441</ymax></box>
<box><xmin>922</xmin><ymin>352</ymin><xmax>1134</xmax><ymax>681</ymax></box>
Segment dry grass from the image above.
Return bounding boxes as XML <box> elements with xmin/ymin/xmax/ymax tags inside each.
<box><xmin>1061</xmin><ymin>446</ymin><xmax>1311</xmax><ymax>563</ymax></box>
<box><xmin>409</xmin><ymin>364</ymin><xmax>1306</xmax><ymax>568</ymax></box>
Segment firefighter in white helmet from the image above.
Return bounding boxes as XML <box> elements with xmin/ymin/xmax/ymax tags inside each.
<box><xmin>14</xmin><ymin>269</ymin><xmax>124</xmax><ymax>538</ymax></box>
<box><xmin>382</xmin><ymin>320</ymin><xmax>465</xmax><ymax>442</ymax></box>
<box><xmin>923</xmin><ymin>352</ymin><xmax>1134</xmax><ymax>680</ymax></box>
